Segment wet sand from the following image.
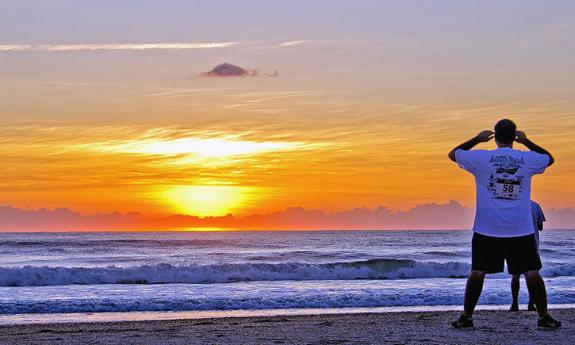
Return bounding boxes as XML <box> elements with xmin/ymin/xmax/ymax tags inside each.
<box><xmin>0</xmin><ymin>309</ymin><xmax>572</xmax><ymax>345</ymax></box>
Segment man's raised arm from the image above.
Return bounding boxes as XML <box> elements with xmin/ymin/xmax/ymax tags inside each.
<box><xmin>515</xmin><ymin>130</ymin><xmax>555</xmax><ymax>167</ymax></box>
<box><xmin>448</xmin><ymin>130</ymin><xmax>494</xmax><ymax>162</ymax></box>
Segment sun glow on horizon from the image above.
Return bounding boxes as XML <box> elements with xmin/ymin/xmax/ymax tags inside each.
<box><xmin>161</xmin><ymin>185</ymin><xmax>253</xmax><ymax>217</ymax></box>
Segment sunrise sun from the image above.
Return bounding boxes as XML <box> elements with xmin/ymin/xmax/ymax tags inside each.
<box><xmin>162</xmin><ymin>185</ymin><xmax>252</xmax><ymax>217</ymax></box>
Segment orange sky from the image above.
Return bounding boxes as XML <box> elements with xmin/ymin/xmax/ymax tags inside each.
<box><xmin>1</xmin><ymin>1</ymin><xmax>574</xmax><ymax>229</ymax></box>
<box><xmin>2</xmin><ymin>107</ymin><xmax>573</xmax><ymax>220</ymax></box>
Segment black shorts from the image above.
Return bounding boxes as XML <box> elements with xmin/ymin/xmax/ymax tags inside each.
<box><xmin>472</xmin><ymin>232</ymin><xmax>542</xmax><ymax>274</ymax></box>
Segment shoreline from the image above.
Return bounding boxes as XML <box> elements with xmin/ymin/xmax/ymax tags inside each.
<box><xmin>2</xmin><ymin>303</ymin><xmax>575</xmax><ymax>326</ymax></box>
<box><xmin>0</xmin><ymin>309</ymin><xmax>572</xmax><ymax>345</ymax></box>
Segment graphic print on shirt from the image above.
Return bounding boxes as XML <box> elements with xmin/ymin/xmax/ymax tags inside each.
<box><xmin>487</xmin><ymin>155</ymin><xmax>526</xmax><ymax>200</ymax></box>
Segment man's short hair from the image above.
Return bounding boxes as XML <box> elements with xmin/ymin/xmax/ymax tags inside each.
<box><xmin>495</xmin><ymin>119</ymin><xmax>516</xmax><ymax>144</ymax></box>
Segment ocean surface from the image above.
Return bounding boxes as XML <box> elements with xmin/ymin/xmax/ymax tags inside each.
<box><xmin>1</xmin><ymin>230</ymin><xmax>574</xmax><ymax>317</ymax></box>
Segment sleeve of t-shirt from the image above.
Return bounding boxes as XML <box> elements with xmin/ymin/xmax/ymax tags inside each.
<box><xmin>455</xmin><ymin>149</ymin><xmax>483</xmax><ymax>174</ymax></box>
<box><xmin>532</xmin><ymin>202</ymin><xmax>546</xmax><ymax>223</ymax></box>
<box><xmin>538</xmin><ymin>205</ymin><xmax>546</xmax><ymax>222</ymax></box>
<box><xmin>524</xmin><ymin>151</ymin><xmax>550</xmax><ymax>175</ymax></box>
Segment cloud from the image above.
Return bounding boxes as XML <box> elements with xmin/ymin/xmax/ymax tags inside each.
<box><xmin>0</xmin><ymin>42</ymin><xmax>238</xmax><ymax>52</ymax></box>
<box><xmin>266</xmin><ymin>70</ymin><xmax>279</xmax><ymax>77</ymax></box>
<box><xmin>201</xmin><ymin>63</ymin><xmax>256</xmax><ymax>77</ymax></box>
<box><xmin>545</xmin><ymin>208</ymin><xmax>575</xmax><ymax>229</ymax></box>
<box><xmin>85</xmin><ymin>136</ymin><xmax>310</xmax><ymax>158</ymax></box>
<box><xmin>4</xmin><ymin>201</ymin><xmax>574</xmax><ymax>231</ymax></box>
<box><xmin>201</xmin><ymin>63</ymin><xmax>279</xmax><ymax>78</ymax></box>
<box><xmin>280</xmin><ymin>40</ymin><xmax>308</xmax><ymax>47</ymax></box>
<box><xmin>237</xmin><ymin>201</ymin><xmax>475</xmax><ymax>230</ymax></box>
<box><xmin>0</xmin><ymin>201</ymin><xmax>475</xmax><ymax>231</ymax></box>
<box><xmin>0</xmin><ymin>206</ymin><xmax>143</xmax><ymax>231</ymax></box>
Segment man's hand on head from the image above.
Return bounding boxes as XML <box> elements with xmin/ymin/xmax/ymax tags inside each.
<box><xmin>448</xmin><ymin>130</ymin><xmax>494</xmax><ymax>162</ymax></box>
<box><xmin>476</xmin><ymin>130</ymin><xmax>494</xmax><ymax>143</ymax></box>
<box><xmin>515</xmin><ymin>130</ymin><xmax>554</xmax><ymax>166</ymax></box>
<box><xmin>515</xmin><ymin>130</ymin><xmax>528</xmax><ymax>144</ymax></box>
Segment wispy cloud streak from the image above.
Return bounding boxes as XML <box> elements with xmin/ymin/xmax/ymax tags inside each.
<box><xmin>280</xmin><ymin>40</ymin><xmax>308</xmax><ymax>47</ymax></box>
<box><xmin>87</xmin><ymin>136</ymin><xmax>309</xmax><ymax>158</ymax></box>
<box><xmin>0</xmin><ymin>42</ymin><xmax>238</xmax><ymax>52</ymax></box>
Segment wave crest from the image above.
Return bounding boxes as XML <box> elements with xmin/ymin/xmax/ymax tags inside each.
<box><xmin>0</xmin><ymin>259</ymin><xmax>471</xmax><ymax>287</ymax></box>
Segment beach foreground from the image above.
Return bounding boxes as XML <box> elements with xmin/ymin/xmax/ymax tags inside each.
<box><xmin>0</xmin><ymin>309</ymin><xmax>572</xmax><ymax>345</ymax></box>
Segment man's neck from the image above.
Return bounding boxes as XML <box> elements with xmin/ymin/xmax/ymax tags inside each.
<box><xmin>497</xmin><ymin>143</ymin><xmax>513</xmax><ymax>149</ymax></box>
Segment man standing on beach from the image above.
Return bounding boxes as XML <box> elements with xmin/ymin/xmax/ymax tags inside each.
<box><xmin>448</xmin><ymin>119</ymin><xmax>561</xmax><ymax>329</ymax></box>
<box><xmin>509</xmin><ymin>200</ymin><xmax>545</xmax><ymax>312</ymax></box>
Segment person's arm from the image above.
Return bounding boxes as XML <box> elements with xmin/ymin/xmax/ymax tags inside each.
<box><xmin>448</xmin><ymin>130</ymin><xmax>494</xmax><ymax>162</ymax></box>
<box><xmin>516</xmin><ymin>130</ymin><xmax>555</xmax><ymax>167</ymax></box>
<box><xmin>538</xmin><ymin>222</ymin><xmax>543</xmax><ymax>231</ymax></box>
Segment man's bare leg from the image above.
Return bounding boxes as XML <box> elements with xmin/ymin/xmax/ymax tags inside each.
<box><xmin>524</xmin><ymin>270</ymin><xmax>548</xmax><ymax>317</ymax></box>
<box><xmin>525</xmin><ymin>276</ymin><xmax>536</xmax><ymax>311</ymax></box>
<box><xmin>464</xmin><ymin>270</ymin><xmax>486</xmax><ymax>318</ymax></box>
<box><xmin>510</xmin><ymin>274</ymin><xmax>520</xmax><ymax>311</ymax></box>
<box><xmin>524</xmin><ymin>270</ymin><xmax>561</xmax><ymax>328</ymax></box>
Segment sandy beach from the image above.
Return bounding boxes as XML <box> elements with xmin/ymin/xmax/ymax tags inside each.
<box><xmin>0</xmin><ymin>309</ymin><xmax>572</xmax><ymax>345</ymax></box>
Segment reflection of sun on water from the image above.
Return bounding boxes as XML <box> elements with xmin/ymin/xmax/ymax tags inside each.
<box><xmin>162</xmin><ymin>185</ymin><xmax>252</xmax><ymax>217</ymax></box>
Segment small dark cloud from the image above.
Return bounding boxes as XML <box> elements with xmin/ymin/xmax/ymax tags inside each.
<box><xmin>201</xmin><ymin>63</ymin><xmax>277</xmax><ymax>78</ymax></box>
<box><xmin>201</xmin><ymin>63</ymin><xmax>253</xmax><ymax>77</ymax></box>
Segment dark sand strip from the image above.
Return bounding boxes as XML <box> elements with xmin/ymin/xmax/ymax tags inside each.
<box><xmin>0</xmin><ymin>309</ymin><xmax>573</xmax><ymax>345</ymax></box>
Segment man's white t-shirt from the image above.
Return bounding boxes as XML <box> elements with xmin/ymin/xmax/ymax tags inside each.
<box><xmin>455</xmin><ymin>147</ymin><xmax>550</xmax><ymax>238</ymax></box>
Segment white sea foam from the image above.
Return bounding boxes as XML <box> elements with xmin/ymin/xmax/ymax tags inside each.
<box><xmin>1</xmin><ymin>277</ymin><xmax>574</xmax><ymax>314</ymax></box>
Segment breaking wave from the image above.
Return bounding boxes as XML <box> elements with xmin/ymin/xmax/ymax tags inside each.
<box><xmin>1</xmin><ymin>258</ymin><xmax>572</xmax><ymax>287</ymax></box>
<box><xmin>0</xmin><ymin>259</ymin><xmax>469</xmax><ymax>287</ymax></box>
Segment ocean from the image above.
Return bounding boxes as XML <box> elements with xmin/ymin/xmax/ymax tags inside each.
<box><xmin>1</xmin><ymin>230</ymin><xmax>574</xmax><ymax>322</ymax></box>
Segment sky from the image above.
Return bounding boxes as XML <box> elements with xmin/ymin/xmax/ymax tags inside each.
<box><xmin>1</xmin><ymin>1</ymin><xmax>575</xmax><ymax>230</ymax></box>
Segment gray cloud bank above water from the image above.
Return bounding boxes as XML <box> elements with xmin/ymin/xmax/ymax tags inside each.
<box><xmin>1</xmin><ymin>201</ymin><xmax>574</xmax><ymax>231</ymax></box>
